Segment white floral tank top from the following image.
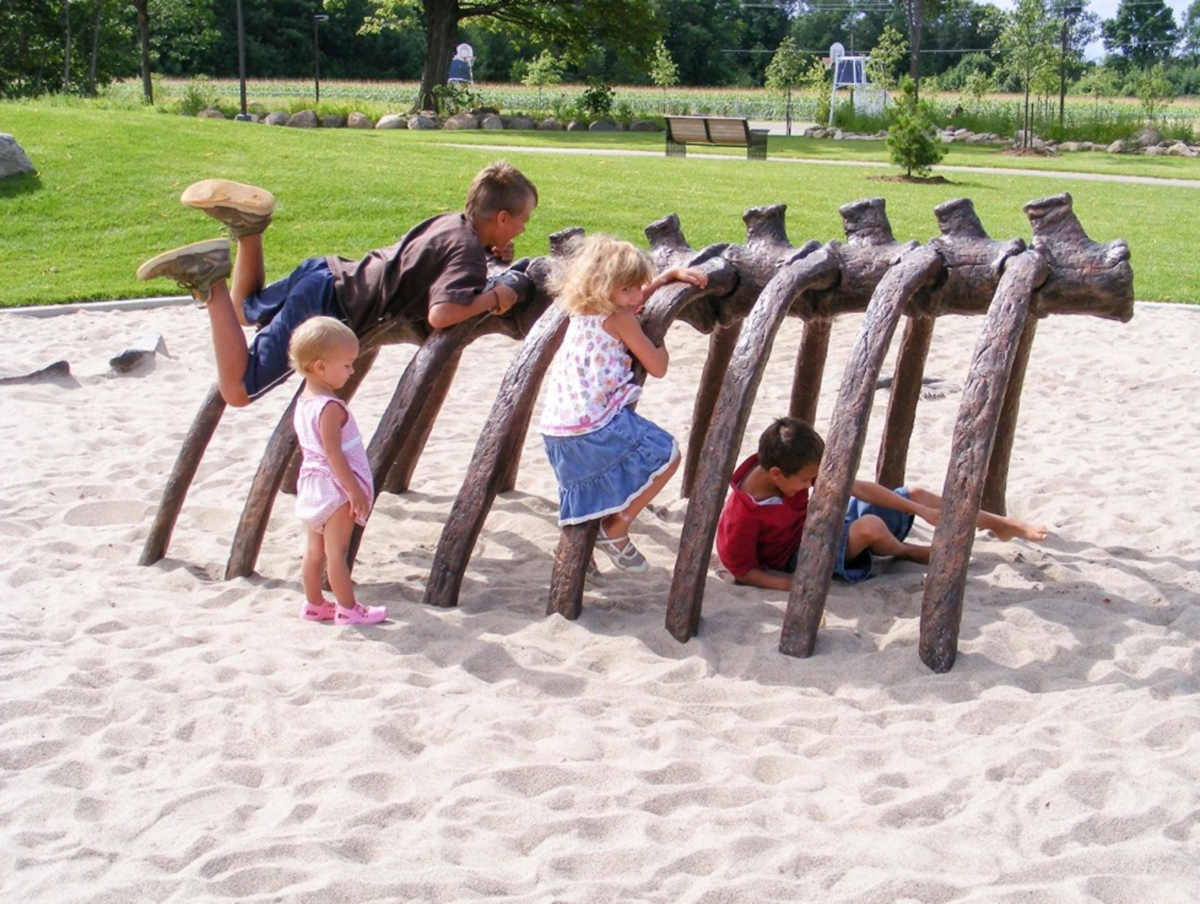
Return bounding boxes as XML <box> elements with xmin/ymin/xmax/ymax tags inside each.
<box><xmin>539</xmin><ymin>313</ymin><xmax>642</xmax><ymax>436</ymax></box>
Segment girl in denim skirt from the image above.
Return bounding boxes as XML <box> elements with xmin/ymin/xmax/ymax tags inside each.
<box><xmin>538</xmin><ymin>236</ymin><xmax>708</xmax><ymax>572</ymax></box>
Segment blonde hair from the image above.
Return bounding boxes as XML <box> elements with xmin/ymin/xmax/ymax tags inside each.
<box><xmin>464</xmin><ymin>161</ymin><xmax>538</xmax><ymax>222</ymax></box>
<box><xmin>287</xmin><ymin>316</ymin><xmax>359</xmax><ymax>375</ymax></box>
<box><xmin>551</xmin><ymin>234</ymin><xmax>656</xmax><ymax>316</ymax></box>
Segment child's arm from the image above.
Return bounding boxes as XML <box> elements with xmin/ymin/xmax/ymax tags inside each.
<box><xmin>645</xmin><ymin>266</ymin><xmax>709</xmax><ymax>299</ymax></box>
<box><xmin>428</xmin><ymin>284</ymin><xmax>516</xmax><ymax>329</ymax></box>
<box><xmin>851</xmin><ymin>479</ymin><xmax>939</xmax><ymax>527</ymax></box>
<box><xmin>606</xmin><ymin>309</ymin><xmax>670</xmax><ymax>378</ymax></box>
<box><xmin>319</xmin><ymin>402</ymin><xmax>372</xmax><ymax>524</ymax></box>
<box><xmin>734</xmin><ymin>567</ymin><xmax>793</xmax><ymax>592</ymax></box>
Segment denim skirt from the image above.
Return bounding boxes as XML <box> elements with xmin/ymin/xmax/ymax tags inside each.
<box><xmin>543</xmin><ymin>407</ymin><xmax>678</xmax><ymax>526</ymax></box>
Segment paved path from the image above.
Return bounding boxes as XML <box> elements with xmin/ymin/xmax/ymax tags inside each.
<box><xmin>448</xmin><ymin>142</ymin><xmax>1200</xmax><ymax>189</ymax></box>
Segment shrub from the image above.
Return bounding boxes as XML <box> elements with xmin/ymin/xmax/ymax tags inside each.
<box><xmin>886</xmin><ymin>77</ymin><xmax>945</xmax><ymax>177</ymax></box>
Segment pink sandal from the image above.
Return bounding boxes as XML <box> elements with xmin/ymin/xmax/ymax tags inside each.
<box><xmin>299</xmin><ymin>598</ymin><xmax>338</xmax><ymax>621</ymax></box>
<box><xmin>334</xmin><ymin>602</ymin><xmax>387</xmax><ymax>626</ymax></box>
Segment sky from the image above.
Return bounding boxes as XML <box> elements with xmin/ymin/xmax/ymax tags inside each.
<box><xmin>985</xmin><ymin>0</ymin><xmax>1194</xmax><ymax>59</ymax></box>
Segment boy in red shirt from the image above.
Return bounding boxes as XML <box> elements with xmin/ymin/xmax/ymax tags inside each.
<box><xmin>716</xmin><ymin>417</ymin><xmax>1049</xmax><ymax>591</ymax></box>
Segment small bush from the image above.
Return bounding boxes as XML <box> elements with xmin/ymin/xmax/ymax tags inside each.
<box><xmin>886</xmin><ymin>77</ymin><xmax>945</xmax><ymax>177</ymax></box>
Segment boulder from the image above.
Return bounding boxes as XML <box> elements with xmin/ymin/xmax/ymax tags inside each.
<box><xmin>1167</xmin><ymin>141</ymin><xmax>1196</xmax><ymax>157</ymax></box>
<box><xmin>1143</xmin><ymin>145</ymin><xmax>1167</xmax><ymax>156</ymax></box>
<box><xmin>286</xmin><ymin>110</ymin><xmax>318</xmax><ymax>128</ymax></box>
<box><xmin>443</xmin><ymin>113</ymin><xmax>480</xmax><ymax>129</ymax></box>
<box><xmin>481</xmin><ymin>114</ymin><xmax>505</xmax><ymax>130</ymax></box>
<box><xmin>809</xmin><ymin>128</ymin><xmax>828</xmax><ymax>139</ymax></box>
<box><xmin>589</xmin><ymin>120</ymin><xmax>617</xmax><ymax>131</ymax></box>
<box><xmin>0</xmin><ymin>133</ymin><xmax>35</xmax><ymax>179</ymax></box>
<box><xmin>953</xmin><ymin>128</ymin><xmax>970</xmax><ymax>138</ymax></box>
<box><xmin>506</xmin><ymin>116</ymin><xmax>536</xmax><ymax>130</ymax></box>
<box><xmin>110</xmin><ymin>333</ymin><xmax>167</xmax><ymax>374</ymax></box>
<box><xmin>629</xmin><ymin>120</ymin><xmax>660</xmax><ymax>132</ymax></box>
<box><xmin>538</xmin><ymin>119</ymin><xmax>565</xmax><ymax>130</ymax></box>
<box><xmin>1106</xmin><ymin>139</ymin><xmax>1126</xmax><ymax>154</ymax></box>
<box><xmin>406</xmin><ymin>115</ymin><xmax>437</xmax><ymax>130</ymax></box>
<box><xmin>1058</xmin><ymin>141</ymin><xmax>1082</xmax><ymax>152</ymax></box>
<box><xmin>1135</xmin><ymin>128</ymin><xmax>1162</xmax><ymax>147</ymax></box>
<box><xmin>234</xmin><ymin>113</ymin><xmax>260</xmax><ymax>123</ymax></box>
<box><xmin>566</xmin><ymin>120</ymin><xmax>587</xmax><ymax>132</ymax></box>
<box><xmin>320</xmin><ymin>114</ymin><xmax>346</xmax><ymax>129</ymax></box>
<box><xmin>375</xmin><ymin>114</ymin><xmax>407</xmax><ymax>130</ymax></box>
<box><xmin>939</xmin><ymin>131</ymin><xmax>955</xmax><ymax>144</ymax></box>
<box><xmin>264</xmin><ymin>111</ymin><xmax>289</xmax><ymax>126</ymax></box>
<box><xmin>197</xmin><ymin>108</ymin><xmax>225</xmax><ymax>120</ymax></box>
<box><xmin>347</xmin><ymin>112</ymin><xmax>374</xmax><ymax>129</ymax></box>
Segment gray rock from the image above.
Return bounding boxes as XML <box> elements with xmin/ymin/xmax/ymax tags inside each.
<box><xmin>538</xmin><ymin>119</ymin><xmax>564</xmax><ymax>130</ymax></box>
<box><xmin>197</xmin><ymin>108</ymin><xmax>225</xmax><ymax>120</ymax></box>
<box><xmin>1106</xmin><ymin>139</ymin><xmax>1126</xmax><ymax>154</ymax></box>
<box><xmin>407</xmin><ymin>115</ymin><xmax>437</xmax><ymax>130</ymax></box>
<box><xmin>0</xmin><ymin>133</ymin><xmax>35</xmax><ymax>179</ymax></box>
<box><xmin>629</xmin><ymin>120</ymin><xmax>660</xmax><ymax>132</ymax></box>
<box><xmin>320</xmin><ymin>114</ymin><xmax>346</xmax><ymax>129</ymax></box>
<box><xmin>566</xmin><ymin>120</ymin><xmax>587</xmax><ymax>132</ymax></box>
<box><xmin>376</xmin><ymin>113</ymin><xmax>407</xmax><ymax>130</ymax></box>
<box><xmin>810</xmin><ymin>128</ymin><xmax>828</xmax><ymax>139</ymax></box>
<box><xmin>507</xmin><ymin>116</ymin><xmax>536</xmax><ymax>130</ymax></box>
<box><xmin>939</xmin><ymin>132</ymin><xmax>955</xmax><ymax>143</ymax></box>
<box><xmin>443</xmin><ymin>113</ymin><xmax>480</xmax><ymax>129</ymax></box>
<box><xmin>347</xmin><ymin>112</ymin><xmax>374</xmax><ymax>129</ymax></box>
<box><xmin>1167</xmin><ymin>141</ymin><xmax>1195</xmax><ymax>157</ymax></box>
<box><xmin>110</xmin><ymin>333</ymin><xmax>167</xmax><ymax>374</ymax></box>
<box><xmin>953</xmin><ymin>128</ymin><xmax>970</xmax><ymax>138</ymax></box>
<box><xmin>1135</xmin><ymin>128</ymin><xmax>1162</xmax><ymax>147</ymax></box>
<box><xmin>264</xmin><ymin>111</ymin><xmax>289</xmax><ymax>126</ymax></box>
<box><xmin>286</xmin><ymin>110</ymin><xmax>318</xmax><ymax>128</ymax></box>
<box><xmin>588</xmin><ymin>120</ymin><xmax>617</xmax><ymax>132</ymax></box>
<box><xmin>1059</xmin><ymin>141</ymin><xmax>1082</xmax><ymax>152</ymax></box>
<box><xmin>1143</xmin><ymin>145</ymin><xmax>1167</xmax><ymax>156</ymax></box>
<box><xmin>1080</xmin><ymin>141</ymin><xmax>1094</xmax><ymax>151</ymax></box>
<box><xmin>481</xmin><ymin>114</ymin><xmax>505</xmax><ymax>130</ymax></box>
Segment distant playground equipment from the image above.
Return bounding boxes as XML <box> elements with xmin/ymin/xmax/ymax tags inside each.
<box><xmin>448</xmin><ymin>43</ymin><xmax>475</xmax><ymax>86</ymax></box>
<box><xmin>828</xmin><ymin>42</ymin><xmax>886</xmax><ymax>126</ymax></box>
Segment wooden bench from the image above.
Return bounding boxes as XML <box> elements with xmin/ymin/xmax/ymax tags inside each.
<box><xmin>664</xmin><ymin>115</ymin><xmax>768</xmax><ymax>160</ymax></box>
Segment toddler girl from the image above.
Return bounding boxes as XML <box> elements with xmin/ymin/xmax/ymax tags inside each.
<box><xmin>539</xmin><ymin>235</ymin><xmax>708</xmax><ymax>572</ymax></box>
<box><xmin>288</xmin><ymin>317</ymin><xmax>386</xmax><ymax>625</ymax></box>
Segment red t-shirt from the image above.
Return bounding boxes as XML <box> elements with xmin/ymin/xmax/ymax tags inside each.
<box><xmin>716</xmin><ymin>454</ymin><xmax>809</xmax><ymax>578</ymax></box>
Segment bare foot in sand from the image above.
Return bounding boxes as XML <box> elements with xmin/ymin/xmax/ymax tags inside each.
<box><xmin>989</xmin><ymin>516</ymin><xmax>1049</xmax><ymax>543</ymax></box>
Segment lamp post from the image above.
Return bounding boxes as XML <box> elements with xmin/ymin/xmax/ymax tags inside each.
<box><xmin>1059</xmin><ymin>5</ymin><xmax>1082</xmax><ymax>128</ymax></box>
<box><xmin>313</xmin><ymin>13</ymin><xmax>329</xmax><ymax>105</ymax></box>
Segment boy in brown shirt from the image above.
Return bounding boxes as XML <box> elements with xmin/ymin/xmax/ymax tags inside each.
<box><xmin>137</xmin><ymin>161</ymin><xmax>537</xmax><ymax>406</ymax></box>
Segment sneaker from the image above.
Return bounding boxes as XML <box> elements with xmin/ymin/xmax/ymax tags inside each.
<box><xmin>334</xmin><ymin>602</ymin><xmax>387</xmax><ymax>626</ymax></box>
<box><xmin>180</xmin><ymin>179</ymin><xmax>276</xmax><ymax>239</ymax></box>
<box><xmin>595</xmin><ymin>525</ymin><xmax>649</xmax><ymax>573</ymax></box>
<box><xmin>136</xmin><ymin>238</ymin><xmax>231</xmax><ymax>303</ymax></box>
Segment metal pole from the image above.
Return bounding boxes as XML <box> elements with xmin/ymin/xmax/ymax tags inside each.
<box><xmin>236</xmin><ymin>0</ymin><xmax>246</xmax><ymax>117</ymax></box>
<box><xmin>313</xmin><ymin>17</ymin><xmax>320</xmax><ymax>104</ymax></box>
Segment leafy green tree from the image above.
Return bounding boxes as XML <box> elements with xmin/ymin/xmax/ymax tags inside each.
<box><xmin>358</xmin><ymin>0</ymin><xmax>658</xmax><ymax>112</ymax></box>
<box><xmin>887</xmin><ymin>75</ymin><xmax>944</xmax><ymax>176</ymax></box>
<box><xmin>765</xmin><ymin>36</ymin><xmax>809</xmax><ymax>136</ymax></box>
<box><xmin>1134</xmin><ymin>62</ymin><xmax>1175</xmax><ymax>121</ymax></box>
<box><xmin>866</xmin><ymin>24</ymin><xmax>907</xmax><ymax>91</ymax></box>
<box><xmin>995</xmin><ymin>0</ymin><xmax>1058</xmax><ymax>147</ymax></box>
<box><xmin>1184</xmin><ymin>0</ymin><xmax>1200</xmax><ymax>63</ymax></box>
<box><xmin>650</xmin><ymin>38</ymin><xmax>679</xmax><ymax>112</ymax></box>
<box><xmin>1102</xmin><ymin>0</ymin><xmax>1178</xmax><ymax>71</ymax></box>
<box><xmin>522</xmin><ymin>49</ymin><xmax>564</xmax><ymax>117</ymax></box>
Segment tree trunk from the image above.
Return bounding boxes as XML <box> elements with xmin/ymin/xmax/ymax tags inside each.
<box><xmin>1023</xmin><ymin>84</ymin><xmax>1031</xmax><ymax>148</ymax></box>
<box><xmin>62</xmin><ymin>0</ymin><xmax>71</xmax><ymax>91</ymax></box>
<box><xmin>905</xmin><ymin>0</ymin><xmax>923</xmax><ymax>97</ymax></box>
<box><xmin>135</xmin><ymin>0</ymin><xmax>152</xmax><ymax>103</ymax></box>
<box><xmin>88</xmin><ymin>5</ymin><xmax>101</xmax><ymax>97</ymax></box>
<box><xmin>418</xmin><ymin>0</ymin><xmax>459</xmax><ymax>113</ymax></box>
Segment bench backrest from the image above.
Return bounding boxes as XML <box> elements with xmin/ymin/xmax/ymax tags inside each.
<box><xmin>666</xmin><ymin>116</ymin><xmax>752</xmax><ymax>146</ymax></box>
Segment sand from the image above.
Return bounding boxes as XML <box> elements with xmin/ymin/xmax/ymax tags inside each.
<box><xmin>1</xmin><ymin>300</ymin><xmax>1197</xmax><ymax>903</ymax></box>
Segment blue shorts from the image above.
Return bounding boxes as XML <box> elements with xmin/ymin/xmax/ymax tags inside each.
<box><xmin>786</xmin><ymin>487</ymin><xmax>914</xmax><ymax>584</ymax></box>
<box><xmin>241</xmin><ymin>258</ymin><xmax>348</xmax><ymax>401</ymax></box>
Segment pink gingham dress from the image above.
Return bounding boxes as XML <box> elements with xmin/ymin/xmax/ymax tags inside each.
<box><xmin>294</xmin><ymin>395</ymin><xmax>374</xmax><ymax>532</ymax></box>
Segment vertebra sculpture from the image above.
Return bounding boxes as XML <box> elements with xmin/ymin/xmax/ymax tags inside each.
<box><xmin>141</xmin><ymin>193</ymin><xmax>1132</xmax><ymax>673</ymax></box>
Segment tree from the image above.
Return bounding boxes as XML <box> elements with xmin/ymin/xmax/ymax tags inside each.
<box><xmin>765</xmin><ymin>36</ymin><xmax>809</xmax><ymax>136</ymax></box>
<box><xmin>887</xmin><ymin>75</ymin><xmax>944</xmax><ymax>176</ymax></box>
<box><xmin>995</xmin><ymin>0</ymin><xmax>1058</xmax><ymax>148</ymax></box>
<box><xmin>1184</xmin><ymin>0</ymin><xmax>1200</xmax><ymax>63</ymax></box>
<box><xmin>522</xmin><ymin>49</ymin><xmax>564</xmax><ymax>117</ymax></box>
<box><xmin>1102</xmin><ymin>0</ymin><xmax>1178</xmax><ymax>71</ymax></box>
<box><xmin>359</xmin><ymin>0</ymin><xmax>659</xmax><ymax>113</ymax></box>
<box><xmin>1134</xmin><ymin>62</ymin><xmax>1175</xmax><ymax>122</ymax></box>
<box><xmin>649</xmin><ymin>38</ymin><xmax>679</xmax><ymax>113</ymax></box>
<box><xmin>865</xmin><ymin>24</ymin><xmax>907</xmax><ymax>91</ymax></box>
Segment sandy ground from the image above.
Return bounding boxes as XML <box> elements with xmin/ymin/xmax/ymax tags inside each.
<box><xmin>1</xmin><ymin>299</ymin><xmax>1197</xmax><ymax>903</ymax></box>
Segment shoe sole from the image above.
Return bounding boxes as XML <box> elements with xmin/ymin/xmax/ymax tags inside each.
<box><xmin>136</xmin><ymin>238</ymin><xmax>230</xmax><ymax>281</ymax></box>
<box><xmin>180</xmin><ymin>179</ymin><xmax>276</xmax><ymax>216</ymax></box>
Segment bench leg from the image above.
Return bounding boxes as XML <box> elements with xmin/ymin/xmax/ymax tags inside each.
<box><xmin>666</xmin><ymin>139</ymin><xmax>686</xmax><ymax>158</ymax></box>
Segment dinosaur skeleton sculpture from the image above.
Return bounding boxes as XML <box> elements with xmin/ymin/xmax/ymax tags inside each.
<box><xmin>141</xmin><ymin>193</ymin><xmax>1131</xmax><ymax>674</ymax></box>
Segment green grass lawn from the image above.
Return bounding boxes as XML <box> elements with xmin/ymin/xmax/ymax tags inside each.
<box><xmin>3</xmin><ymin>103</ymin><xmax>1198</xmax><ymax>306</ymax></box>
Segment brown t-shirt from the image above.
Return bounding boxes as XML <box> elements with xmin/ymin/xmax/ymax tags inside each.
<box><xmin>325</xmin><ymin>212</ymin><xmax>487</xmax><ymax>331</ymax></box>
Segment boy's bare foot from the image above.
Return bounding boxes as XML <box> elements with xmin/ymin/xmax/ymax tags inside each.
<box><xmin>990</xmin><ymin>516</ymin><xmax>1050</xmax><ymax>543</ymax></box>
<box><xmin>136</xmin><ymin>239</ymin><xmax>231</xmax><ymax>303</ymax></box>
<box><xmin>181</xmin><ymin>179</ymin><xmax>275</xmax><ymax>239</ymax></box>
